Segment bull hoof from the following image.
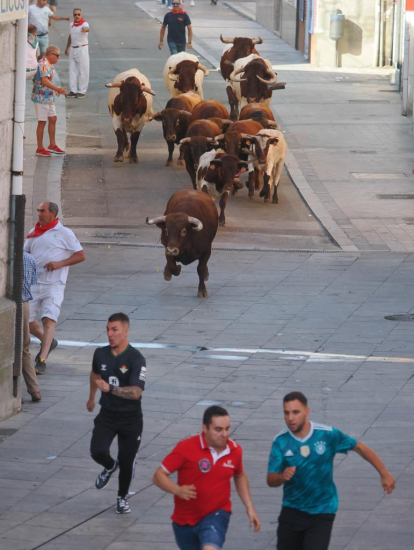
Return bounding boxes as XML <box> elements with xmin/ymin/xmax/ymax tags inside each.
<box><xmin>272</xmin><ymin>197</ymin><xmax>278</xmax><ymax>204</ymax></box>
<box><xmin>219</xmin><ymin>221</ymin><xmax>225</xmax><ymax>227</ymax></box>
<box><xmin>129</xmin><ymin>156</ymin><xmax>138</xmax><ymax>164</ymax></box>
<box><xmin>177</xmin><ymin>159</ymin><xmax>184</xmax><ymax>166</ymax></box>
<box><xmin>249</xmin><ymin>194</ymin><xmax>254</xmax><ymax>200</ymax></box>
<box><xmin>197</xmin><ymin>290</ymin><xmax>209</xmax><ymax>298</ymax></box>
<box><xmin>164</xmin><ymin>269</ymin><xmax>172</xmax><ymax>281</ymax></box>
<box><xmin>114</xmin><ymin>155</ymin><xmax>124</xmax><ymax>163</ymax></box>
<box><xmin>172</xmin><ymin>265</ymin><xmax>181</xmax><ymax>277</ymax></box>
<box><xmin>165</xmin><ymin>160</ymin><xmax>173</xmax><ymax>167</ymax></box>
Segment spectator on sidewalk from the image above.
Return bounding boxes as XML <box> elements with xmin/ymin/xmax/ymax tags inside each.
<box><xmin>153</xmin><ymin>405</ymin><xmax>261</xmax><ymax>549</ymax></box>
<box><xmin>47</xmin><ymin>0</ymin><xmax>57</xmax><ymax>14</ymax></box>
<box><xmin>22</xmin><ymin>252</ymin><xmax>42</xmax><ymax>402</ymax></box>
<box><xmin>29</xmin><ymin>0</ymin><xmax>70</xmax><ymax>54</ymax></box>
<box><xmin>26</xmin><ymin>25</ymin><xmax>40</xmax><ymax>80</ymax></box>
<box><xmin>267</xmin><ymin>392</ymin><xmax>396</xmax><ymax>550</ymax></box>
<box><xmin>65</xmin><ymin>8</ymin><xmax>90</xmax><ymax>99</ymax></box>
<box><xmin>24</xmin><ymin>201</ymin><xmax>85</xmax><ymax>375</ymax></box>
<box><xmin>158</xmin><ymin>1</ymin><xmax>193</xmax><ymax>55</ymax></box>
<box><xmin>31</xmin><ymin>45</ymin><xmax>67</xmax><ymax>158</ymax></box>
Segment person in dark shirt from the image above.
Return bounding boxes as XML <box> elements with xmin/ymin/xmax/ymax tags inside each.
<box><xmin>159</xmin><ymin>0</ymin><xmax>193</xmax><ymax>55</ymax></box>
<box><xmin>87</xmin><ymin>312</ymin><xmax>146</xmax><ymax>514</ymax></box>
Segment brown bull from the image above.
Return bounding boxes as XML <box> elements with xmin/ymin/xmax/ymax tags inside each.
<box><xmin>151</xmin><ymin>93</ymin><xmax>201</xmax><ymax>167</ymax></box>
<box><xmin>180</xmin><ymin>119</ymin><xmax>221</xmax><ymax>189</ymax></box>
<box><xmin>146</xmin><ymin>190</ymin><xmax>218</xmax><ymax>298</ymax></box>
<box><xmin>190</xmin><ymin>100</ymin><xmax>230</xmax><ymax>124</ymax></box>
<box><xmin>239</xmin><ymin>103</ymin><xmax>280</xmax><ymax>130</ymax></box>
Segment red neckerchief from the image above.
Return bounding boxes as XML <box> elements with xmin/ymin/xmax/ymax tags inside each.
<box><xmin>27</xmin><ymin>218</ymin><xmax>59</xmax><ymax>238</ymax></box>
<box><xmin>72</xmin><ymin>18</ymin><xmax>86</xmax><ymax>27</ymax></box>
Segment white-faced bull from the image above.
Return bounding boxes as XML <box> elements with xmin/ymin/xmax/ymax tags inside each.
<box><xmin>163</xmin><ymin>52</ymin><xmax>209</xmax><ymax>99</ymax></box>
<box><xmin>146</xmin><ymin>190</ymin><xmax>218</xmax><ymax>298</ymax></box>
<box><xmin>106</xmin><ymin>69</ymin><xmax>155</xmax><ymax>163</ymax></box>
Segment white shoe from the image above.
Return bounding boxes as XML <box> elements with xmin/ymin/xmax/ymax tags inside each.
<box><xmin>191</xmin><ymin>0</ymin><xmax>194</xmax><ymax>5</ymax></box>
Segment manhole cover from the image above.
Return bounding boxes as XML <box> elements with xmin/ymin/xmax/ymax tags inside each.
<box><xmin>385</xmin><ymin>314</ymin><xmax>414</xmax><ymax>322</ymax></box>
<box><xmin>377</xmin><ymin>194</ymin><xmax>414</xmax><ymax>200</ymax></box>
<box><xmin>349</xmin><ymin>99</ymin><xmax>390</xmax><ymax>104</ymax></box>
<box><xmin>350</xmin><ymin>150</ymin><xmax>377</xmax><ymax>155</ymax></box>
<box><xmin>352</xmin><ymin>173</ymin><xmax>406</xmax><ymax>180</ymax></box>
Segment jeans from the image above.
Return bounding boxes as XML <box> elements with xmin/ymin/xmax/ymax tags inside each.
<box><xmin>173</xmin><ymin>510</ymin><xmax>231</xmax><ymax>550</ymax></box>
<box><xmin>37</xmin><ymin>34</ymin><xmax>49</xmax><ymax>53</ymax></box>
<box><xmin>168</xmin><ymin>42</ymin><xmax>186</xmax><ymax>55</ymax></box>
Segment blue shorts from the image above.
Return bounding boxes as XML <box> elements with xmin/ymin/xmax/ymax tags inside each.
<box><xmin>173</xmin><ymin>510</ymin><xmax>231</xmax><ymax>550</ymax></box>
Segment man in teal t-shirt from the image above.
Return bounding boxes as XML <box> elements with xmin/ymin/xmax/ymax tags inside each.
<box><xmin>267</xmin><ymin>392</ymin><xmax>395</xmax><ymax>550</ymax></box>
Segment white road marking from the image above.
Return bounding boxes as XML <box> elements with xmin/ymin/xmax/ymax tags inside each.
<box><xmin>31</xmin><ymin>338</ymin><xmax>414</xmax><ymax>364</ymax></box>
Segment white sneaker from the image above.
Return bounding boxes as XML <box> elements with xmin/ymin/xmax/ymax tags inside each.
<box><xmin>191</xmin><ymin>0</ymin><xmax>194</xmax><ymax>5</ymax></box>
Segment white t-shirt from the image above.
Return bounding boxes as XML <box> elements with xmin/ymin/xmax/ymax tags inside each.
<box><xmin>24</xmin><ymin>222</ymin><xmax>83</xmax><ymax>285</ymax></box>
<box><xmin>26</xmin><ymin>41</ymin><xmax>39</xmax><ymax>70</ymax></box>
<box><xmin>70</xmin><ymin>21</ymin><xmax>89</xmax><ymax>47</ymax></box>
<box><xmin>28</xmin><ymin>5</ymin><xmax>53</xmax><ymax>35</ymax></box>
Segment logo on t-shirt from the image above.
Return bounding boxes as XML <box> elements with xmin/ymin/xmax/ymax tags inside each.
<box><xmin>109</xmin><ymin>376</ymin><xmax>119</xmax><ymax>387</ymax></box>
<box><xmin>120</xmin><ymin>366</ymin><xmax>128</xmax><ymax>374</ymax></box>
<box><xmin>199</xmin><ymin>458</ymin><xmax>211</xmax><ymax>473</ymax></box>
<box><xmin>285</xmin><ymin>449</ymin><xmax>294</xmax><ymax>457</ymax></box>
<box><xmin>223</xmin><ymin>460</ymin><xmax>234</xmax><ymax>469</ymax></box>
<box><xmin>300</xmin><ymin>445</ymin><xmax>310</xmax><ymax>457</ymax></box>
<box><xmin>315</xmin><ymin>441</ymin><xmax>327</xmax><ymax>455</ymax></box>
<box><xmin>101</xmin><ymin>365</ymin><xmax>107</xmax><ymax>371</ymax></box>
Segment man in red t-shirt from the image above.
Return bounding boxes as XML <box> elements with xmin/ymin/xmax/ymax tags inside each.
<box><xmin>153</xmin><ymin>406</ymin><xmax>260</xmax><ymax>549</ymax></box>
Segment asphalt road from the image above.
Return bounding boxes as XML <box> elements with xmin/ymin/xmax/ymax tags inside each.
<box><xmin>51</xmin><ymin>0</ymin><xmax>334</xmax><ymax>250</ymax></box>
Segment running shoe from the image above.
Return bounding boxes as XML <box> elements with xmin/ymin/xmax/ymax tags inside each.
<box><xmin>77</xmin><ymin>93</ymin><xmax>86</xmax><ymax>99</ymax></box>
<box><xmin>31</xmin><ymin>392</ymin><xmax>42</xmax><ymax>402</ymax></box>
<box><xmin>48</xmin><ymin>145</ymin><xmax>65</xmax><ymax>155</ymax></box>
<box><xmin>95</xmin><ymin>460</ymin><xmax>119</xmax><ymax>490</ymax></box>
<box><xmin>66</xmin><ymin>91</ymin><xmax>77</xmax><ymax>98</ymax></box>
<box><xmin>35</xmin><ymin>338</ymin><xmax>58</xmax><ymax>363</ymax></box>
<box><xmin>191</xmin><ymin>0</ymin><xmax>195</xmax><ymax>5</ymax></box>
<box><xmin>35</xmin><ymin>359</ymin><xmax>47</xmax><ymax>375</ymax></box>
<box><xmin>116</xmin><ymin>496</ymin><xmax>131</xmax><ymax>514</ymax></box>
<box><xmin>36</xmin><ymin>148</ymin><xmax>51</xmax><ymax>157</ymax></box>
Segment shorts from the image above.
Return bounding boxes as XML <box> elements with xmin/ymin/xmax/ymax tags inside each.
<box><xmin>276</xmin><ymin>506</ymin><xmax>335</xmax><ymax>550</ymax></box>
<box><xmin>173</xmin><ymin>510</ymin><xmax>231</xmax><ymax>550</ymax></box>
<box><xmin>29</xmin><ymin>283</ymin><xmax>65</xmax><ymax>323</ymax></box>
<box><xmin>37</xmin><ymin>34</ymin><xmax>49</xmax><ymax>53</ymax></box>
<box><xmin>34</xmin><ymin>102</ymin><xmax>57</xmax><ymax>122</ymax></box>
<box><xmin>48</xmin><ymin>0</ymin><xmax>57</xmax><ymax>5</ymax></box>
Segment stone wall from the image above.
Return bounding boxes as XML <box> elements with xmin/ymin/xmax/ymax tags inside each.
<box><xmin>0</xmin><ymin>20</ymin><xmax>19</xmax><ymax>420</ymax></box>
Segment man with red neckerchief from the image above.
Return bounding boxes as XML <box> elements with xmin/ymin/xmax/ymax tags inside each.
<box><xmin>65</xmin><ymin>8</ymin><xmax>90</xmax><ymax>99</ymax></box>
<box><xmin>153</xmin><ymin>406</ymin><xmax>261</xmax><ymax>550</ymax></box>
<box><xmin>24</xmin><ymin>201</ymin><xmax>85</xmax><ymax>375</ymax></box>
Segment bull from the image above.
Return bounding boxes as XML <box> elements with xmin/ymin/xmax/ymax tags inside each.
<box><xmin>163</xmin><ymin>53</ymin><xmax>209</xmax><ymax>99</ymax></box>
<box><xmin>229</xmin><ymin>54</ymin><xmax>278</xmax><ymax>121</ymax></box>
<box><xmin>239</xmin><ymin>103</ymin><xmax>280</xmax><ymax>130</ymax></box>
<box><xmin>196</xmin><ymin>151</ymin><xmax>248</xmax><ymax>226</ymax></box>
<box><xmin>179</xmin><ymin>119</ymin><xmax>222</xmax><ymax>189</ymax></box>
<box><xmin>146</xmin><ymin>189</ymin><xmax>218</xmax><ymax>298</ymax></box>
<box><xmin>106</xmin><ymin>68</ymin><xmax>155</xmax><ymax>163</ymax></box>
<box><xmin>189</xmin><ymin>100</ymin><xmax>230</xmax><ymax>124</ymax></box>
<box><xmin>151</xmin><ymin>92</ymin><xmax>202</xmax><ymax>167</ymax></box>
<box><xmin>220</xmin><ymin>35</ymin><xmax>263</xmax><ymax>121</ymax></box>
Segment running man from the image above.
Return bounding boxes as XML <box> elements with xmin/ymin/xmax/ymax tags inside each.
<box><xmin>267</xmin><ymin>392</ymin><xmax>395</xmax><ymax>550</ymax></box>
<box><xmin>153</xmin><ymin>405</ymin><xmax>260</xmax><ymax>549</ymax></box>
<box><xmin>158</xmin><ymin>0</ymin><xmax>192</xmax><ymax>55</ymax></box>
<box><xmin>87</xmin><ymin>313</ymin><xmax>146</xmax><ymax>514</ymax></box>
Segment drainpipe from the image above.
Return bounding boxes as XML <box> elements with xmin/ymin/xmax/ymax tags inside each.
<box><xmin>373</xmin><ymin>0</ymin><xmax>381</xmax><ymax>66</ymax></box>
<box><xmin>379</xmin><ymin>0</ymin><xmax>385</xmax><ymax>67</ymax></box>
<box><xmin>8</xmin><ymin>0</ymin><xmax>29</xmax><ymax>396</ymax></box>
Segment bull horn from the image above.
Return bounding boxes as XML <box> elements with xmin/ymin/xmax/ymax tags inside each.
<box><xmin>256</xmin><ymin>67</ymin><xmax>278</xmax><ymax>85</ymax></box>
<box><xmin>220</xmin><ymin>35</ymin><xmax>234</xmax><ymax>44</ymax></box>
<box><xmin>198</xmin><ymin>63</ymin><xmax>210</xmax><ymax>76</ymax></box>
<box><xmin>188</xmin><ymin>216</ymin><xmax>203</xmax><ymax>231</ymax></box>
<box><xmin>179</xmin><ymin>137</ymin><xmax>191</xmax><ymax>144</ymax></box>
<box><xmin>230</xmin><ymin>75</ymin><xmax>247</xmax><ymax>83</ymax></box>
<box><xmin>105</xmin><ymin>81</ymin><xmax>123</xmax><ymax>88</ymax></box>
<box><xmin>252</xmin><ymin>37</ymin><xmax>263</xmax><ymax>45</ymax></box>
<box><xmin>240</xmin><ymin>133</ymin><xmax>255</xmax><ymax>139</ymax></box>
<box><xmin>215</xmin><ymin>134</ymin><xmax>225</xmax><ymax>141</ymax></box>
<box><xmin>232</xmin><ymin>66</ymin><xmax>245</xmax><ymax>77</ymax></box>
<box><xmin>142</xmin><ymin>85</ymin><xmax>156</xmax><ymax>96</ymax></box>
<box><xmin>230</xmin><ymin>67</ymin><xmax>247</xmax><ymax>82</ymax></box>
<box><xmin>146</xmin><ymin>216</ymin><xmax>167</xmax><ymax>225</ymax></box>
<box><xmin>168</xmin><ymin>65</ymin><xmax>178</xmax><ymax>81</ymax></box>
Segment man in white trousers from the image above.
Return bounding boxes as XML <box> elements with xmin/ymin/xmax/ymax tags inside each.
<box><xmin>65</xmin><ymin>8</ymin><xmax>90</xmax><ymax>99</ymax></box>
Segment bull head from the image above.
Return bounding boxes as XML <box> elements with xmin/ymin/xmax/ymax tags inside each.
<box><xmin>146</xmin><ymin>215</ymin><xmax>203</xmax><ymax>231</ymax></box>
<box><xmin>256</xmin><ymin>67</ymin><xmax>278</xmax><ymax>85</ymax></box>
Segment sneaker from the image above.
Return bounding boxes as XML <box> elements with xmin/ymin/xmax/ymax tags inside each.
<box><xmin>35</xmin><ymin>338</ymin><xmax>58</xmax><ymax>363</ymax></box>
<box><xmin>31</xmin><ymin>392</ymin><xmax>42</xmax><ymax>402</ymax></box>
<box><xmin>191</xmin><ymin>0</ymin><xmax>194</xmax><ymax>5</ymax></box>
<box><xmin>35</xmin><ymin>359</ymin><xmax>47</xmax><ymax>375</ymax></box>
<box><xmin>66</xmin><ymin>91</ymin><xmax>77</xmax><ymax>98</ymax></box>
<box><xmin>48</xmin><ymin>145</ymin><xmax>65</xmax><ymax>155</ymax></box>
<box><xmin>95</xmin><ymin>460</ymin><xmax>118</xmax><ymax>490</ymax></box>
<box><xmin>36</xmin><ymin>148</ymin><xmax>51</xmax><ymax>157</ymax></box>
<box><xmin>77</xmin><ymin>93</ymin><xmax>86</xmax><ymax>99</ymax></box>
<box><xmin>116</xmin><ymin>496</ymin><xmax>131</xmax><ymax>514</ymax></box>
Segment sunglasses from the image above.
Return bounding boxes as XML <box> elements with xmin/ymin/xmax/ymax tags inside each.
<box><xmin>51</xmin><ymin>53</ymin><xmax>60</xmax><ymax>58</ymax></box>
<box><xmin>172</xmin><ymin>3</ymin><xmax>180</xmax><ymax>5</ymax></box>
<box><xmin>74</xmin><ymin>13</ymin><xmax>81</xmax><ymax>15</ymax></box>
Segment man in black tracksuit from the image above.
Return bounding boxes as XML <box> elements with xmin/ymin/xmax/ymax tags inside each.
<box><xmin>87</xmin><ymin>312</ymin><xmax>146</xmax><ymax>514</ymax></box>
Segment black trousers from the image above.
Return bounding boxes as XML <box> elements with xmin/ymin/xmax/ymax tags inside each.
<box><xmin>90</xmin><ymin>408</ymin><xmax>143</xmax><ymax>498</ymax></box>
<box><xmin>277</xmin><ymin>506</ymin><xmax>335</xmax><ymax>550</ymax></box>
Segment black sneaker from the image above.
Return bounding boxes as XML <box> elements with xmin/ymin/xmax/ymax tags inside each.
<box><xmin>95</xmin><ymin>460</ymin><xmax>118</xmax><ymax>490</ymax></box>
<box><xmin>77</xmin><ymin>93</ymin><xmax>86</xmax><ymax>99</ymax></box>
<box><xmin>35</xmin><ymin>338</ymin><xmax>58</xmax><ymax>363</ymax></box>
<box><xmin>35</xmin><ymin>359</ymin><xmax>47</xmax><ymax>375</ymax></box>
<box><xmin>116</xmin><ymin>496</ymin><xmax>130</xmax><ymax>514</ymax></box>
<box><xmin>66</xmin><ymin>91</ymin><xmax>77</xmax><ymax>98</ymax></box>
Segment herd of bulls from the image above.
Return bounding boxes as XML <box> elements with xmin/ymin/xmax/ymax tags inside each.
<box><xmin>105</xmin><ymin>36</ymin><xmax>287</xmax><ymax>298</ymax></box>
